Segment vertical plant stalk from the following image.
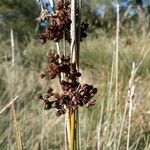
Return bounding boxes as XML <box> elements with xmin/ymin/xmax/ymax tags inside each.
<box><xmin>117</xmin><ymin>62</ymin><xmax>136</xmax><ymax>150</ymax></box>
<box><xmin>10</xmin><ymin>29</ymin><xmax>22</xmax><ymax>150</ymax></box>
<box><xmin>97</xmin><ymin>100</ymin><xmax>104</xmax><ymax>150</ymax></box>
<box><xmin>107</xmin><ymin>49</ymin><xmax>115</xmax><ymax>119</ymax></box>
<box><xmin>71</xmin><ymin>0</ymin><xmax>76</xmax><ymax>63</ymax></box>
<box><xmin>117</xmin><ymin>100</ymin><xmax>128</xmax><ymax>150</ymax></box>
<box><xmin>70</xmin><ymin>1</ymin><xmax>76</xmax><ymax>149</ymax></box>
<box><xmin>65</xmin><ymin>108</ymin><xmax>71</xmax><ymax>150</ymax></box>
<box><xmin>36</xmin><ymin>0</ymin><xmax>95</xmax><ymax>149</ymax></box>
<box><xmin>70</xmin><ymin>111</ymin><xmax>75</xmax><ymax>150</ymax></box>
<box><xmin>114</xmin><ymin>3</ymin><xmax>119</xmax><ymax>150</ymax></box>
<box><xmin>126</xmin><ymin>62</ymin><xmax>136</xmax><ymax>150</ymax></box>
<box><xmin>69</xmin><ymin>0</ymin><xmax>81</xmax><ymax>149</ymax></box>
<box><xmin>76</xmin><ymin>1</ymin><xmax>81</xmax><ymax>149</ymax></box>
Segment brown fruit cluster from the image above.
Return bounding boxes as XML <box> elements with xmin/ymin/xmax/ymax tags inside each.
<box><xmin>38</xmin><ymin>0</ymin><xmax>89</xmax><ymax>44</ymax></box>
<box><xmin>41</xmin><ymin>53</ymin><xmax>81</xmax><ymax>82</ymax></box>
<box><xmin>39</xmin><ymin>0</ymin><xmax>71</xmax><ymax>43</ymax></box>
<box><xmin>37</xmin><ymin>52</ymin><xmax>97</xmax><ymax>116</ymax></box>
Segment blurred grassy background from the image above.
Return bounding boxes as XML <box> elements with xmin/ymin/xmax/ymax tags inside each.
<box><xmin>0</xmin><ymin>0</ymin><xmax>150</xmax><ymax>150</ymax></box>
<box><xmin>0</xmin><ymin>35</ymin><xmax>150</xmax><ymax>149</ymax></box>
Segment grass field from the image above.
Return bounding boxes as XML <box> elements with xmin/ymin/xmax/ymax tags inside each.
<box><xmin>0</xmin><ymin>32</ymin><xmax>150</xmax><ymax>149</ymax></box>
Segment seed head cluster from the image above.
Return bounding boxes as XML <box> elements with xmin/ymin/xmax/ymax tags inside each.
<box><xmin>37</xmin><ymin>52</ymin><xmax>97</xmax><ymax>116</ymax></box>
<box><xmin>38</xmin><ymin>0</ymin><xmax>89</xmax><ymax>44</ymax></box>
<box><xmin>40</xmin><ymin>53</ymin><xmax>81</xmax><ymax>81</ymax></box>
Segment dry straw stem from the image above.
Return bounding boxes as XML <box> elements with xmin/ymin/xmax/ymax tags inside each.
<box><xmin>0</xmin><ymin>96</ymin><xmax>18</xmax><ymax>115</ymax></box>
<box><xmin>126</xmin><ymin>62</ymin><xmax>136</xmax><ymax>150</ymax></box>
<box><xmin>65</xmin><ymin>108</ymin><xmax>71</xmax><ymax>149</ymax></box>
<box><xmin>97</xmin><ymin>100</ymin><xmax>104</xmax><ymax>150</ymax></box>
<box><xmin>70</xmin><ymin>0</ymin><xmax>76</xmax><ymax>149</ymax></box>
<box><xmin>75</xmin><ymin>1</ymin><xmax>81</xmax><ymax>149</ymax></box>
<box><xmin>70</xmin><ymin>0</ymin><xmax>76</xmax><ymax>63</ymax></box>
<box><xmin>117</xmin><ymin>62</ymin><xmax>137</xmax><ymax>150</ymax></box>
<box><xmin>114</xmin><ymin>2</ymin><xmax>119</xmax><ymax>149</ymax></box>
<box><xmin>10</xmin><ymin>29</ymin><xmax>23</xmax><ymax>150</ymax></box>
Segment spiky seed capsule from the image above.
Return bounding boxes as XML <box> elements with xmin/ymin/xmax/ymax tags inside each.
<box><xmin>37</xmin><ymin>52</ymin><xmax>97</xmax><ymax>116</ymax></box>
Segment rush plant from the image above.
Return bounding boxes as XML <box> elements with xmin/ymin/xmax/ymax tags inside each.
<box><xmin>36</xmin><ymin>0</ymin><xmax>97</xmax><ymax>149</ymax></box>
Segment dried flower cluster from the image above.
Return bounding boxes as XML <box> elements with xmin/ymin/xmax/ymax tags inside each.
<box><xmin>38</xmin><ymin>0</ymin><xmax>89</xmax><ymax>44</ymax></box>
<box><xmin>40</xmin><ymin>53</ymin><xmax>81</xmax><ymax>81</ymax></box>
<box><xmin>37</xmin><ymin>52</ymin><xmax>97</xmax><ymax>116</ymax></box>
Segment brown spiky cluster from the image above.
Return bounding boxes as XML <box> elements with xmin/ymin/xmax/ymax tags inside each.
<box><xmin>37</xmin><ymin>52</ymin><xmax>97</xmax><ymax>116</ymax></box>
<box><xmin>38</xmin><ymin>0</ymin><xmax>89</xmax><ymax>44</ymax></box>
<box><xmin>40</xmin><ymin>53</ymin><xmax>81</xmax><ymax>82</ymax></box>
<box><xmin>39</xmin><ymin>0</ymin><xmax>71</xmax><ymax>43</ymax></box>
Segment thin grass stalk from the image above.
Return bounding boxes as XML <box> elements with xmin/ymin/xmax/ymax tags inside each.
<box><xmin>117</xmin><ymin>99</ymin><xmax>128</xmax><ymax>150</ymax></box>
<box><xmin>114</xmin><ymin>2</ymin><xmax>119</xmax><ymax>150</ymax></box>
<box><xmin>117</xmin><ymin>62</ymin><xmax>136</xmax><ymax>150</ymax></box>
<box><xmin>56</xmin><ymin>42</ymin><xmax>61</xmax><ymax>58</ymax></box>
<box><xmin>40</xmin><ymin>111</ymin><xmax>45</xmax><ymax>150</ymax></box>
<box><xmin>106</xmin><ymin>51</ymin><xmax>115</xmax><ymax>148</ymax></box>
<box><xmin>70</xmin><ymin>112</ymin><xmax>75</xmax><ymax>150</ymax></box>
<box><xmin>65</xmin><ymin>113</ymin><xmax>67</xmax><ymax>150</ymax></box>
<box><xmin>71</xmin><ymin>0</ymin><xmax>76</xmax><ymax>62</ymax></box>
<box><xmin>65</xmin><ymin>108</ymin><xmax>71</xmax><ymax>150</ymax></box>
<box><xmin>107</xmin><ymin>47</ymin><xmax>115</xmax><ymax>118</ymax></box>
<box><xmin>131</xmin><ymin>130</ymin><xmax>142</xmax><ymax>150</ymax></box>
<box><xmin>70</xmin><ymin>0</ymin><xmax>76</xmax><ymax>149</ymax></box>
<box><xmin>127</xmin><ymin>62</ymin><xmax>136</xmax><ymax>150</ymax></box>
<box><xmin>60</xmin><ymin>24</ymin><xmax>69</xmax><ymax>150</ymax></box>
<box><xmin>56</xmin><ymin>41</ymin><xmax>66</xmax><ymax>80</ymax></box>
<box><xmin>75</xmin><ymin>1</ymin><xmax>81</xmax><ymax>149</ymax></box>
<box><xmin>144</xmin><ymin>135</ymin><xmax>150</xmax><ymax>150</ymax></box>
<box><xmin>0</xmin><ymin>96</ymin><xmax>18</xmax><ymax>115</ymax></box>
<box><xmin>56</xmin><ymin>41</ymin><xmax>70</xmax><ymax>149</ymax></box>
<box><xmin>97</xmin><ymin>100</ymin><xmax>104</xmax><ymax>150</ymax></box>
<box><xmin>10</xmin><ymin>29</ymin><xmax>23</xmax><ymax>150</ymax></box>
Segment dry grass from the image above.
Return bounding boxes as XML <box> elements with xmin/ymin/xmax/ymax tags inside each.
<box><xmin>0</xmin><ymin>33</ymin><xmax>150</xmax><ymax>149</ymax></box>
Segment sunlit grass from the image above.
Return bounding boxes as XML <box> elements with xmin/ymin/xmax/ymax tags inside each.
<box><xmin>0</xmin><ymin>34</ymin><xmax>150</xmax><ymax>149</ymax></box>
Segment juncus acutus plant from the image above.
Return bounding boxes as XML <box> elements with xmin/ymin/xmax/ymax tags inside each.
<box><xmin>36</xmin><ymin>0</ymin><xmax>97</xmax><ymax>149</ymax></box>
